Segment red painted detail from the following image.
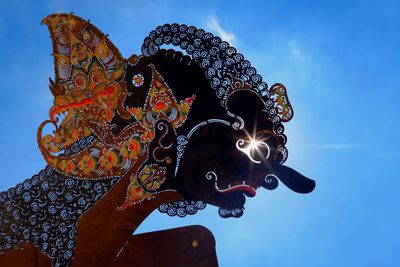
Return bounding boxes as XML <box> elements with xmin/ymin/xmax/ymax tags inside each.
<box><xmin>219</xmin><ymin>185</ymin><xmax>257</xmax><ymax>197</ymax></box>
<box><xmin>76</xmin><ymin>78</ymin><xmax>83</xmax><ymax>86</ymax></box>
<box><xmin>49</xmin><ymin>85</ymin><xmax>116</xmax><ymax>122</ymax></box>
<box><xmin>155</xmin><ymin>101</ymin><xmax>166</xmax><ymax>111</ymax></box>
<box><xmin>129</xmin><ymin>141</ymin><xmax>139</xmax><ymax>152</ymax></box>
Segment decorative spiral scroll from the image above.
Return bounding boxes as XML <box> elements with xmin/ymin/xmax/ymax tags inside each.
<box><xmin>158</xmin><ymin>200</ymin><xmax>206</xmax><ymax>217</ymax></box>
<box><xmin>63</xmin><ymin>135</ymin><xmax>96</xmax><ymax>156</ymax></box>
<box><xmin>175</xmin><ymin>135</ymin><xmax>188</xmax><ymax>176</ymax></box>
<box><xmin>142</xmin><ymin>23</ymin><xmax>270</xmax><ymax>104</ymax></box>
<box><xmin>218</xmin><ymin>207</ymin><xmax>244</xmax><ymax>218</ymax></box>
<box><xmin>263</xmin><ymin>174</ymin><xmax>279</xmax><ymax>190</ymax></box>
<box><xmin>235</xmin><ymin>138</ymin><xmax>271</xmax><ymax>164</ymax></box>
<box><xmin>205</xmin><ymin>171</ymin><xmax>218</xmax><ymax>181</ymax></box>
<box><xmin>0</xmin><ymin>166</ymin><xmax>118</xmax><ymax>267</ymax></box>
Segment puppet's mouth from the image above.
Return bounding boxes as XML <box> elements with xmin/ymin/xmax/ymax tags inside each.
<box><xmin>205</xmin><ymin>171</ymin><xmax>259</xmax><ymax>197</ymax></box>
<box><xmin>214</xmin><ymin>180</ymin><xmax>258</xmax><ymax>197</ymax></box>
<box><xmin>49</xmin><ymin>85</ymin><xmax>115</xmax><ymax>123</ymax></box>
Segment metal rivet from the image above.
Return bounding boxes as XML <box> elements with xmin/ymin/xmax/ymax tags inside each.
<box><xmin>192</xmin><ymin>239</ymin><xmax>200</xmax><ymax>248</ymax></box>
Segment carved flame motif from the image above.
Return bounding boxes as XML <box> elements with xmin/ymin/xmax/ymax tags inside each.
<box><xmin>37</xmin><ymin>14</ymin><xmax>195</xmax><ymax>209</ymax></box>
<box><xmin>129</xmin><ymin>64</ymin><xmax>196</xmax><ymax>140</ymax></box>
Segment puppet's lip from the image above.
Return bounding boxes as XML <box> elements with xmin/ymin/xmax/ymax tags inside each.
<box><xmin>215</xmin><ymin>180</ymin><xmax>258</xmax><ymax>197</ymax></box>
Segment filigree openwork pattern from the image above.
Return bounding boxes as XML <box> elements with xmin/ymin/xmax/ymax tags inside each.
<box><xmin>0</xmin><ymin>166</ymin><xmax>118</xmax><ymax>266</ymax></box>
<box><xmin>158</xmin><ymin>200</ymin><xmax>206</xmax><ymax>217</ymax></box>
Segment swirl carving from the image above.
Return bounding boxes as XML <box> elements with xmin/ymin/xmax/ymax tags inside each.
<box><xmin>158</xmin><ymin>200</ymin><xmax>206</xmax><ymax>217</ymax></box>
<box><xmin>0</xmin><ymin>166</ymin><xmax>118</xmax><ymax>266</ymax></box>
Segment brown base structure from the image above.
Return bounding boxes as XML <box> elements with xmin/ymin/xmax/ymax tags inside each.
<box><xmin>113</xmin><ymin>225</ymin><xmax>218</xmax><ymax>267</ymax></box>
<box><xmin>0</xmin><ymin>171</ymin><xmax>218</xmax><ymax>267</ymax></box>
<box><xmin>0</xmin><ymin>225</ymin><xmax>218</xmax><ymax>267</ymax></box>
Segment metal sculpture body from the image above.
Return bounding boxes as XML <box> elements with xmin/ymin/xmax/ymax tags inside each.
<box><xmin>0</xmin><ymin>14</ymin><xmax>315</xmax><ymax>266</ymax></box>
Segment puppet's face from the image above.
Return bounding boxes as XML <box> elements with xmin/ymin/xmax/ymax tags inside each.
<box><xmin>175</xmin><ymin>123</ymin><xmax>276</xmax><ymax>216</ymax></box>
<box><xmin>170</xmin><ymin>113</ymin><xmax>314</xmax><ymax>217</ymax></box>
<box><xmin>142</xmin><ymin>87</ymin><xmax>315</xmax><ymax>218</ymax></box>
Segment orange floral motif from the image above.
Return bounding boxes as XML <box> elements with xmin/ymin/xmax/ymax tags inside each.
<box><xmin>42</xmin><ymin>135</ymin><xmax>60</xmax><ymax>153</ymax></box>
<box><xmin>117</xmin><ymin>180</ymin><xmax>154</xmax><ymax>210</ymax></box>
<box><xmin>58</xmin><ymin>160</ymin><xmax>76</xmax><ymax>175</ymax></box>
<box><xmin>78</xmin><ymin>154</ymin><xmax>97</xmax><ymax>175</ymax></box>
<box><xmin>99</xmin><ymin>149</ymin><xmax>120</xmax><ymax>170</ymax></box>
<box><xmin>120</xmin><ymin>137</ymin><xmax>143</xmax><ymax>159</ymax></box>
<box><xmin>140</xmin><ymin>130</ymin><xmax>154</xmax><ymax>144</ymax></box>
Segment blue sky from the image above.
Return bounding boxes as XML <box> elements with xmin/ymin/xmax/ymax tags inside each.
<box><xmin>0</xmin><ymin>0</ymin><xmax>399</xmax><ymax>266</ymax></box>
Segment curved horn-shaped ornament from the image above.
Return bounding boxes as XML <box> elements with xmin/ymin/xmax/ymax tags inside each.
<box><xmin>42</xmin><ymin>13</ymin><xmax>131</xmax><ymax>122</ymax></box>
<box><xmin>42</xmin><ymin>13</ymin><xmax>124</xmax><ymax>81</ymax></box>
<box><xmin>37</xmin><ymin>120</ymin><xmax>124</xmax><ymax>179</ymax></box>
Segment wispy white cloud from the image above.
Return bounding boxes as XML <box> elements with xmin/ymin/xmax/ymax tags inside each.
<box><xmin>288</xmin><ymin>40</ymin><xmax>303</xmax><ymax>60</ymax></box>
<box><xmin>243</xmin><ymin>30</ymin><xmax>336</xmax><ymax>97</ymax></box>
<box><xmin>205</xmin><ymin>16</ymin><xmax>236</xmax><ymax>44</ymax></box>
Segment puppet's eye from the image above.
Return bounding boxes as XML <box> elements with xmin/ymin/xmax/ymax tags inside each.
<box><xmin>73</xmin><ymin>73</ymin><xmax>87</xmax><ymax>89</ymax></box>
<box><xmin>236</xmin><ymin>138</ymin><xmax>270</xmax><ymax>164</ymax></box>
<box><xmin>92</xmin><ymin>75</ymin><xmax>99</xmax><ymax>83</ymax></box>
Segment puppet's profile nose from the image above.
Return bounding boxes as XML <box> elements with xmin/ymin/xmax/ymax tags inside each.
<box><xmin>259</xmin><ymin>164</ymin><xmax>315</xmax><ymax>194</ymax></box>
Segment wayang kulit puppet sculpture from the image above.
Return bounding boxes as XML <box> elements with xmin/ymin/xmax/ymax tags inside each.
<box><xmin>0</xmin><ymin>14</ymin><xmax>315</xmax><ymax>266</ymax></box>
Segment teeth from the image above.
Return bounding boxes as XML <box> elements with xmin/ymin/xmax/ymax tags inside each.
<box><xmin>243</xmin><ymin>181</ymin><xmax>246</xmax><ymax>185</ymax></box>
<box><xmin>228</xmin><ymin>184</ymin><xmax>231</xmax><ymax>188</ymax></box>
